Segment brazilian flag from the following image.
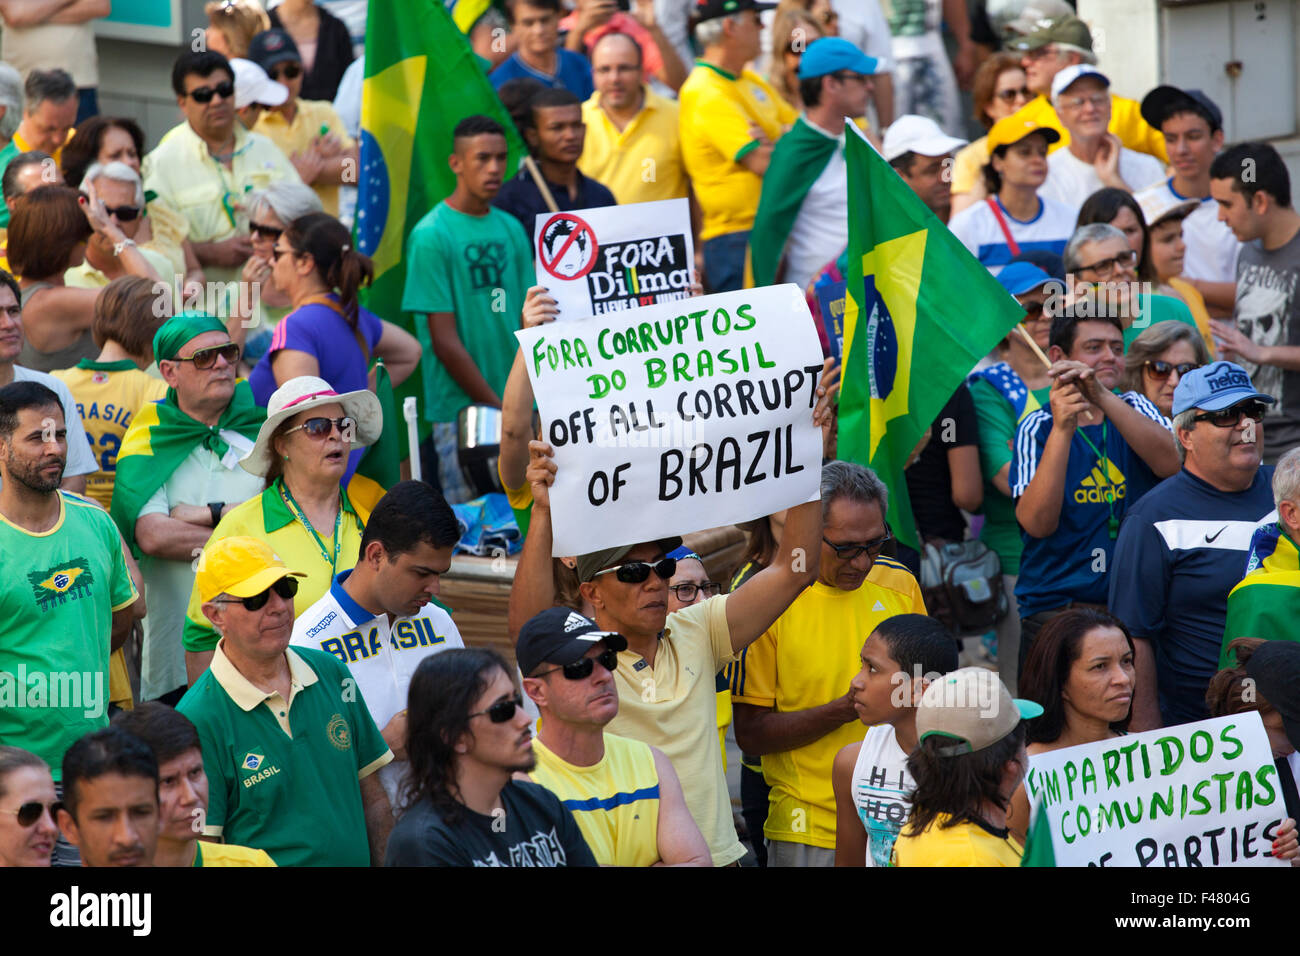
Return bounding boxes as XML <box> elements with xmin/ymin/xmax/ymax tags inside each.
<box><xmin>1221</xmin><ymin>526</ymin><xmax>1300</xmax><ymax>665</ymax></box>
<box><xmin>838</xmin><ymin>124</ymin><xmax>1025</xmax><ymax>550</ymax></box>
<box><xmin>348</xmin><ymin>359</ymin><xmax>402</xmax><ymax>514</ymax></box>
<box><xmin>355</xmin><ymin>0</ymin><xmax>524</xmax><ymax>438</ymax></box>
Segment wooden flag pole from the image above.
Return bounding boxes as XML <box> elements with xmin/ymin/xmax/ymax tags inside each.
<box><xmin>522</xmin><ymin>154</ymin><xmax>560</xmax><ymax>214</ymax></box>
<box><xmin>1014</xmin><ymin>323</ymin><xmax>1093</xmax><ymax>422</ymax></box>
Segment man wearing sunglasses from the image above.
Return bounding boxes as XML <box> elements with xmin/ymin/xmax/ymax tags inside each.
<box><xmin>1110</xmin><ymin>361</ymin><xmax>1277</xmax><ymax>731</ymax></box>
<box><xmin>178</xmin><ymin>535</ymin><xmax>395</xmax><ymax>866</ymax></box>
<box><xmin>519</xmin><ymin>606</ymin><xmax>711</xmax><ymax>866</ymax></box>
<box><xmin>112</xmin><ymin>312</ymin><xmax>265</xmax><ymax>706</ymax></box>
<box><xmin>67</xmin><ymin>162</ymin><xmax>174</xmax><ymax>289</ymax></box>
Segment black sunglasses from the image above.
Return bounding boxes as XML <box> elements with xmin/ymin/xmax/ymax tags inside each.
<box><xmin>104</xmin><ymin>204</ymin><xmax>140</xmax><ymax>222</ymax></box>
<box><xmin>668</xmin><ymin>581</ymin><xmax>721</xmax><ymax>601</ymax></box>
<box><xmin>591</xmin><ymin>557</ymin><xmax>676</xmax><ymax>585</ymax></box>
<box><xmin>0</xmin><ymin>800</ymin><xmax>60</xmax><ymax>827</ymax></box>
<box><xmin>270</xmin><ymin>244</ymin><xmax>303</xmax><ymax>262</ymax></box>
<box><xmin>171</xmin><ymin>342</ymin><xmax>240</xmax><ymax>370</ymax></box>
<box><xmin>250</xmin><ymin>222</ymin><xmax>283</xmax><ymax>241</ymax></box>
<box><xmin>285</xmin><ymin>416</ymin><xmax>355</xmax><ymax>440</ymax></box>
<box><xmin>1192</xmin><ymin>401</ymin><xmax>1267</xmax><ymax>428</ymax></box>
<box><xmin>470</xmin><ymin>693</ymin><xmax>525</xmax><ymax>723</ymax></box>
<box><xmin>823</xmin><ymin>524</ymin><xmax>894</xmax><ymax>561</ymax></box>
<box><xmin>535</xmin><ymin>648</ymin><xmax>620</xmax><ymax>681</ymax></box>
<box><xmin>270</xmin><ymin>62</ymin><xmax>303</xmax><ymax>81</ymax></box>
<box><xmin>213</xmin><ymin>576</ymin><xmax>299</xmax><ymax>612</ymax></box>
<box><xmin>1021</xmin><ymin>300</ymin><xmax>1048</xmax><ymax>320</ymax></box>
<box><xmin>187</xmin><ymin>80</ymin><xmax>235</xmax><ymax>103</ymax></box>
<box><xmin>1145</xmin><ymin>360</ymin><xmax>1200</xmax><ymax>380</ymax></box>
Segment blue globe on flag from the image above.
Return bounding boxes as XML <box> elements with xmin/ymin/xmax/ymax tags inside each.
<box><xmin>863</xmin><ymin>275</ymin><xmax>897</xmax><ymax>401</ymax></box>
<box><xmin>355</xmin><ymin>129</ymin><xmax>390</xmax><ymax>257</ymax></box>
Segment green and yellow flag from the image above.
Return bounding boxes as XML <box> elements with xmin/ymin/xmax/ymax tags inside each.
<box><xmin>838</xmin><ymin>124</ymin><xmax>1025</xmax><ymax>550</ymax></box>
<box><xmin>347</xmin><ymin>359</ymin><xmax>402</xmax><ymax>514</ymax></box>
<box><xmin>1020</xmin><ymin>799</ymin><xmax>1056</xmax><ymax>867</ymax></box>
<box><xmin>1221</xmin><ymin>525</ymin><xmax>1300</xmax><ymax>665</ymax></box>
<box><xmin>355</xmin><ymin>0</ymin><xmax>524</xmax><ymax>435</ymax></box>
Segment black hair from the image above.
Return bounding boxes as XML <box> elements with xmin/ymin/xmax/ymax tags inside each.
<box><xmin>505</xmin><ymin>0</ymin><xmax>560</xmax><ymax>24</ymax></box>
<box><xmin>904</xmin><ymin>721</ymin><xmax>1027</xmax><ymax>836</ymax></box>
<box><xmin>0</xmin><ymin>266</ymin><xmax>20</xmax><ymax>307</ymax></box>
<box><xmin>359</xmin><ymin>479</ymin><xmax>461</xmax><ymax>559</ymax></box>
<box><xmin>2</xmin><ymin>150</ymin><xmax>53</xmax><ymax>202</ymax></box>
<box><xmin>799</xmin><ymin>73</ymin><xmax>824</xmax><ymax>109</ymax></box>
<box><xmin>112</xmin><ymin>702</ymin><xmax>202</xmax><ymax>767</ymax></box>
<box><xmin>591</xmin><ymin>30</ymin><xmax>644</xmax><ymax>69</ymax></box>
<box><xmin>531</xmin><ymin>87</ymin><xmax>581</xmax><ymax>115</ymax></box>
<box><xmin>1210</xmin><ymin>142</ymin><xmax>1292</xmax><ymax>209</ymax></box>
<box><xmin>1076</xmin><ymin>187</ymin><xmax>1155</xmax><ymax>282</ymax></box>
<box><xmin>1163</xmin><ymin>103</ymin><xmax>1221</xmax><ymax>136</ymax></box>
<box><xmin>403</xmin><ymin>648</ymin><xmax>513</xmax><ymax>825</ymax></box>
<box><xmin>60</xmin><ymin>727</ymin><xmax>158</xmax><ymax>819</ymax></box>
<box><xmin>171</xmin><ymin>50</ymin><xmax>233</xmax><ymax>98</ymax></box>
<box><xmin>889</xmin><ymin>150</ymin><xmax>919</xmax><ymax>177</ymax></box>
<box><xmin>0</xmin><ymin>381</ymin><xmax>63</xmax><ymax>439</ymax></box>
<box><xmin>1019</xmin><ymin>608</ymin><xmax>1134</xmax><ymax>744</ymax></box>
<box><xmin>60</xmin><ymin>116</ymin><xmax>146</xmax><ymax>188</ymax></box>
<box><xmin>497</xmin><ymin>79</ymin><xmax>546</xmax><ymax>142</ymax></box>
<box><xmin>873</xmin><ymin>614</ymin><xmax>959</xmax><ymax>678</ymax></box>
<box><xmin>284</xmin><ymin>212</ymin><xmax>373</xmax><ymax>348</ymax></box>
<box><xmin>981</xmin><ymin>147</ymin><xmax>1006</xmax><ymax>195</ymax></box>
<box><xmin>1048</xmin><ymin>305</ymin><xmax>1124</xmax><ymax>355</ymax></box>
<box><xmin>453</xmin><ymin>114</ymin><xmax>507</xmax><ymax>143</ymax></box>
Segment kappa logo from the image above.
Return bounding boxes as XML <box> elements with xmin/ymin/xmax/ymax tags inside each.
<box><xmin>28</xmin><ymin>558</ymin><xmax>94</xmax><ymax>610</ymax></box>
<box><xmin>563</xmin><ymin>611</ymin><xmax>591</xmax><ymax>633</ymax></box>
<box><xmin>242</xmin><ymin>752</ymin><xmax>264</xmax><ymax>771</ymax></box>
<box><xmin>1074</xmin><ymin>462</ymin><xmax>1127</xmax><ymax>504</ymax></box>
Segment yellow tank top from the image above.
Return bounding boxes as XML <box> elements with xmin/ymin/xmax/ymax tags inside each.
<box><xmin>530</xmin><ymin>733</ymin><xmax>661</xmax><ymax>867</ymax></box>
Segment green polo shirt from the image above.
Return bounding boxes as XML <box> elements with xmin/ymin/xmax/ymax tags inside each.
<box><xmin>177</xmin><ymin>642</ymin><xmax>392</xmax><ymax>866</ymax></box>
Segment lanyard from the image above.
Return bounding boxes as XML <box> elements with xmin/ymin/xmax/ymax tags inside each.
<box><xmin>1074</xmin><ymin>420</ymin><xmax>1120</xmax><ymax>539</ymax></box>
<box><xmin>280</xmin><ymin>483</ymin><xmax>344</xmax><ymax>572</ymax></box>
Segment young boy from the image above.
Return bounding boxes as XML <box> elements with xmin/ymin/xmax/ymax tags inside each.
<box><xmin>831</xmin><ymin>614</ymin><xmax>959</xmax><ymax>867</ymax></box>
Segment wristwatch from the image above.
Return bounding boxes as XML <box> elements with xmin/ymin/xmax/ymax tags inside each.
<box><xmin>208</xmin><ymin>502</ymin><xmax>224</xmax><ymax>527</ymax></box>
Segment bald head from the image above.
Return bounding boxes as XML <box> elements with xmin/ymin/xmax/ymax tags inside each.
<box><xmin>591</xmin><ymin>31</ymin><xmax>643</xmax><ymax>112</ymax></box>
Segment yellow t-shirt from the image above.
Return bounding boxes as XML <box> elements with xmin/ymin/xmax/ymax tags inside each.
<box><xmin>679</xmin><ymin>62</ymin><xmax>798</xmax><ymax>240</ymax></box>
<box><xmin>1167</xmin><ymin>277</ymin><xmax>1218</xmax><ymax>358</ymax></box>
<box><xmin>892</xmin><ymin>813</ymin><xmax>1024</xmax><ymax>867</ymax></box>
<box><xmin>51</xmin><ymin>361</ymin><xmax>168</xmax><ymax>511</ymax></box>
<box><xmin>729</xmin><ymin>557</ymin><xmax>926</xmax><ymax>849</ymax></box>
<box><xmin>194</xmin><ymin>841</ymin><xmax>277</xmax><ymax>867</ymax></box>
<box><xmin>254</xmin><ymin>100</ymin><xmax>356</xmax><ymax>217</ymax></box>
<box><xmin>529</xmin><ymin>733</ymin><xmax>660</xmax><ymax>867</ymax></box>
<box><xmin>1016</xmin><ymin>93</ymin><xmax>1168</xmax><ymax>163</ymax></box>
<box><xmin>580</xmin><ymin>87</ymin><xmax>689</xmax><ymax>205</ymax></box>
<box><xmin>606</xmin><ymin>594</ymin><xmax>745</xmax><ymax>865</ymax></box>
<box><xmin>952</xmin><ymin>135</ymin><xmax>988</xmax><ymax>196</ymax></box>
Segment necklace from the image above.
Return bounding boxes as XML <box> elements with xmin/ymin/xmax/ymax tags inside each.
<box><xmin>1074</xmin><ymin>419</ymin><xmax>1120</xmax><ymax>539</ymax></box>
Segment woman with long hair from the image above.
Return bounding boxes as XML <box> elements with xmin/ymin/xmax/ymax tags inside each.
<box><xmin>950</xmin><ymin>53</ymin><xmax>1034</xmax><ymax>216</ymax></box>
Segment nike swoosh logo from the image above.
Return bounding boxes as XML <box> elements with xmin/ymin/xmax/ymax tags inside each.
<box><xmin>1205</xmin><ymin>527</ymin><xmax>1228</xmax><ymax>543</ymax></box>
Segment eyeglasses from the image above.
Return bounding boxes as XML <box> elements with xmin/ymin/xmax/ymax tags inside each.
<box><xmin>1076</xmin><ymin>248</ymin><xmax>1137</xmax><ymax>277</ymax></box>
<box><xmin>1059</xmin><ymin>93</ymin><xmax>1110</xmax><ymax>111</ymax></box>
<box><xmin>212</xmin><ymin>576</ymin><xmax>299</xmax><ymax>611</ymax></box>
<box><xmin>534</xmin><ymin>648</ymin><xmax>620</xmax><ymax>681</ymax></box>
<box><xmin>269</xmin><ymin>62</ymin><xmax>303</xmax><ymax>81</ymax></box>
<box><xmin>591</xmin><ymin>557</ymin><xmax>676</xmax><ymax>585</ymax></box>
<box><xmin>469</xmin><ymin>693</ymin><xmax>525</xmax><ymax>723</ymax></box>
<box><xmin>1144</xmin><ymin>360</ymin><xmax>1200</xmax><ymax>380</ymax></box>
<box><xmin>823</xmin><ymin>525</ymin><xmax>894</xmax><ymax>561</ymax></box>
<box><xmin>1192</xmin><ymin>401</ymin><xmax>1268</xmax><ymax>428</ymax></box>
<box><xmin>250</xmin><ymin>222</ymin><xmax>283</xmax><ymax>241</ymax></box>
<box><xmin>995</xmin><ymin>86</ymin><xmax>1033</xmax><ymax>103</ymax></box>
<box><xmin>0</xmin><ymin>800</ymin><xmax>60</xmax><ymax>827</ymax></box>
<box><xmin>104</xmin><ymin>204</ymin><xmax>140</xmax><ymax>222</ymax></box>
<box><xmin>186</xmin><ymin>80</ymin><xmax>235</xmax><ymax>103</ymax></box>
<box><xmin>170</xmin><ymin>343</ymin><xmax>240</xmax><ymax>370</ymax></box>
<box><xmin>668</xmin><ymin>581</ymin><xmax>721</xmax><ymax>601</ymax></box>
<box><xmin>285</xmin><ymin>416</ymin><xmax>355</xmax><ymax>440</ymax></box>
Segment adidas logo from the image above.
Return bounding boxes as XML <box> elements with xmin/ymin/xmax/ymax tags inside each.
<box><xmin>872</xmin><ymin>600</ymin><xmax>886</xmax><ymax>611</ymax></box>
<box><xmin>563</xmin><ymin>612</ymin><xmax>590</xmax><ymax>633</ymax></box>
<box><xmin>1074</xmin><ymin>463</ymin><xmax>1127</xmax><ymax>504</ymax></box>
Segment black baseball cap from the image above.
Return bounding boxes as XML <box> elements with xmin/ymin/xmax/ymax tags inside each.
<box><xmin>516</xmin><ymin>607</ymin><xmax>628</xmax><ymax>677</ymax></box>
<box><xmin>1244</xmin><ymin>641</ymin><xmax>1300</xmax><ymax>751</ymax></box>
<box><xmin>248</xmin><ymin>29</ymin><xmax>301</xmax><ymax>73</ymax></box>
<box><xmin>692</xmin><ymin>0</ymin><xmax>777</xmax><ymax>26</ymax></box>
<box><xmin>1140</xmin><ymin>86</ymin><xmax>1223</xmax><ymax>133</ymax></box>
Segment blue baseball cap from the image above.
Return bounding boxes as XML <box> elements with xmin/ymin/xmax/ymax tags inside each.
<box><xmin>1171</xmin><ymin>360</ymin><xmax>1276</xmax><ymax>417</ymax></box>
<box><xmin>797</xmin><ymin>37</ymin><xmax>878</xmax><ymax>80</ymax></box>
<box><xmin>996</xmin><ymin>261</ymin><xmax>1055</xmax><ymax>297</ymax></box>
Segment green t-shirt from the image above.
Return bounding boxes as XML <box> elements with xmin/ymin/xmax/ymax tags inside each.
<box><xmin>1122</xmin><ymin>293</ymin><xmax>1199</xmax><ymax>351</ymax></box>
<box><xmin>401</xmin><ymin>201</ymin><xmax>533</xmax><ymax>423</ymax></box>
<box><xmin>969</xmin><ymin>375</ymin><xmax>1051</xmax><ymax>575</ymax></box>
<box><xmin>0</xmin><ymin>492</ymin><xmax>138</xmax><ymax>779</ymax></box>
<box><xmin>0</xmin><ymin>137</ymin><xmax>18</xmax><ymax>229</ymax></box>
<box><xmin>177</xmin><ymin>645</ymin><xmax>392</xmax><ymax>867</ymax></box>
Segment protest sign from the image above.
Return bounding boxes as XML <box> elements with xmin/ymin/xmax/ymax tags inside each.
<box><xmin>813</xmin><ymin>277</ymin><xmax>847</xmax><ymax>360</ymax></box>
<box><xmin>1025</xmin><ymin>713</ymin><xmax>1288</xmax><ymax>867</ymax></box>
<box><xmin>515</xmin><ymin>285</ymin><xmax>824</xmax><ymax>556</ymax></box>
<box><xmin>533</xmin><ymin>198</ymin><xmax>694</xmax><ymax>320</ymax></box>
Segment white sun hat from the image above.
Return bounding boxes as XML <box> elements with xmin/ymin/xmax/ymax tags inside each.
<box><xmin>241</xmin><ymin>375</ymin><xmax>382</xmax><ymax>477</ymax></box>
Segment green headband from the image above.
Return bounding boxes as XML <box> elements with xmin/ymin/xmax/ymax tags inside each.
<box><xmin>153</xmin><ymin>311</ymin><xmax>229</xmax><ymax>362</ymax></box>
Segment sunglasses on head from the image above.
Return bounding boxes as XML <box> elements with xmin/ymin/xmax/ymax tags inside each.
<box><xmin>1144</xmin><ymin>360</ymin><xmax>1200</xmax><ymax>380</ymax></box>
<box><xmin>270</xmin><ymin>62</ymin><xmax>303</xmax><ymax>81</ymax></box>
<box><xmin>213</xmin><ymin>575</ymin><xmax>299</xmax><ymax>612</ymax></box>
<box><xmin>1193</xmin><ymin>401</ymin><xmax>1267</xmax><ymax>428</ymax></box>
<box><xmin>0</xmin><ymin>800</ymin><xmax>60</xmax><ymax>827</ymax></box>
<box><xmin>250</xmin><ymin>222</ymin><xmax>283</xmax><ymax>241</ymax></box>
<box><xmin>535</xmin><ymin>648</ymin><xmax>620</xmax><ymax>681</ymax></box>
<box><xmin>470</xmin><ymin>693</ymin><xmax>525</xmax><ymax>723</ymax></box>
<box><xmin>823</xmin><ymin>524</ymin><xmax>894</xmax><ymax>561</ymax></box>
<box><xmin>171</xmin><ymin>342</ymin><xmax>240</xmax><ymax>370</ymax></box>
<box><xmin>187</xmin><ymin>80</ymin><xmax>235</xmax><ymax>103</ymax></box>
<box><xmin>104</xmin><ymin>204</ymin><xmax>140</xmax><ymax>222</ymax></box>
<box><xmin>591</xmin><ymin>557</ymin><xmax>676</xmax><ymax>584</ymax></box>
<box><xmin>285</xmin><ymin>416</ymin><xmax>354</xmax><ymax>440</ymax></box>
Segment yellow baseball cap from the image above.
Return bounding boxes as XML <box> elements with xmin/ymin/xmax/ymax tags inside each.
<box><xmin>196</xmin><ymin>536</ymin><xmax>306</xmax><ymax>604</ymax></box>
<box><xmin>986</xmin><ymin>114</ymin><xmax>1061</xmax><ymax>155</ymax></box>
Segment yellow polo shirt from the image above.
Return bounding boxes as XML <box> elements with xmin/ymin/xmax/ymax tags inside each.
<box><xmin>193</xmin><ymin>841</ymin><xmax>277</xmax><ymax>867</ymax></box>
<box><xmin>1016</xmin><ymin>93</ymin><xmax>1167</xmax><ymax>163</ymax></box>
<box><xmin>679</xmin><ymin>61</ymin><xmax>797</xmax><ymax>240</ymax></box>
<box><xmin>729</xmin><ymin>557</ymin><xmax>926</xmax><ymax>850</ymax></box>
<box><xmin>580</xmin><ymin>87</ymin><xmax>688</xmax><ymax>205</ymax></box>
<box><xmin>605</xmin><ymin>594</ymin><xmax>745</xmax><ymax>866</ymax></box>
<box><xmin>892</xmin><ymin>814</ymin><xmax>1024</xmax><ymax>867</ymax></box>
<box><xmin>253</xmin><ymin>99</ymin><xmax>355</xmax><ymax>218</ymax></box>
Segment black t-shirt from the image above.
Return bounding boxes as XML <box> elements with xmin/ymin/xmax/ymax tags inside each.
<box><xmin>269</xmin><ymin>5</ymin><xmax>355</xmax><ymax>102</ymax></box>
<box><xmin>905</xmin><ymin>384</ymin><xmax>980</xmax><ymax>542</ymax></box>
<box><xmin>385</xmin><ymin>779</ymin><xmax>597</xmax><ymax>867</ymax></box>
<box><xmin>492</xmin><ymin>168</ymin><xmax>617</xmax><ymax>238</ymax></box>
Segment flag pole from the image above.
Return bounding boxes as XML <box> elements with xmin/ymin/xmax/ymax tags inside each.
<box><xmin>522</xmin><ymin>155</ymin><xmax>560</xmax><ymax>213</ymax></box>
<box><xmin>1014</xmin><ymin>324</ymin><xmax>1093</xmax><ymax>422</ymax></box>
<box><xmin>403</xmin><ymin>396</ymin><xmax>422</xmax><ymax>482</ymax></box>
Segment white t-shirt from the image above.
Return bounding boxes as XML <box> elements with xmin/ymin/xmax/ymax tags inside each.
<box><xmin>783</xmin><ymin>119</ymin><xmax>849</xmax><ymax>293</ymax></box>
<box><xmin>1040</xmin><ymin>146</ymin><xmax>1167</xmax><ymax>213</ymax></box>
<box><xmin>4</xmin><ymin>365</ymin><xmax>97</xmax><ymax>485</ymax></box>
<box><xmin>947</xmin><ymin>195</ymin><xmax>1077</xmax><ymax>276</ymax></box>
<box><xmin>290</xmin><ymin>571</ymin><xmax>465</xmax><ymax>807</ymax></box>
<box><xmin>833</xmin><ymin>0</ymin><xmax>893</xmax><ymax>66</ymax></box>
<box><xmin>851</xmin><ymin>723</ymin><xmax>913</xmax><ymax>867</ymax></box>
<box><xmin>1145</xmin><ymin>178</ymin><xmax>1241</xmax><ymax>285</ymax></box>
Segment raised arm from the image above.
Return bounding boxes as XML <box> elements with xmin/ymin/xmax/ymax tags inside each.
<box><xmin>501</xmin><ymin>286</ymin><xmax>559</xmax><ymax>491</ymax></box>
<box><xmin>506</xmin><ymin>440</ymin><xmax>560</xmax><ymax>641</ymax></box>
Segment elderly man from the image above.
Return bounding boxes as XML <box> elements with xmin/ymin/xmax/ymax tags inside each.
<box><xmin>730</xmin><ymin>461</ymin><xmax>926</xmax><ymax>867</ymax></box>
<box><xmin>1040</xmin><ymin>66</ymin><xmax>1165</xmax><ymax>211</ymax></box>
<box><xmin>177</xmin><ymin>535</ymin><xmax>394</xmax><ymax>866</ymax></box>
<box><xmin>143</xmin><ymin>50</ymin><xmax>299</xmax><ymax>287</ymax></box>
<box><xmin>110</xmin><ymin>313</ymin><xmax>265</xmax><ymax>705</ymax></box>
<box><xmin>679</xmin><ymin>0</ymin><xmax>795</xmax><ymax>293</ymax></box>
<box><xmin>519</xmin><ymin>606</ymin><xmax>711</xmax><ymax>866</ymax></box>
<box><xmin>1111</xmin><ymin>361</ymin><xmax>1277</xmax><ymax>729</ymax></box>
<box><xmin>0</xmin><ymin>68</ymin><xmax>77</xmax><ymax>229</ymax></box>
<box><xmin>65</xmin><ymin>162</ymin><xmax>174</xmax><ymax>288</ymax></box>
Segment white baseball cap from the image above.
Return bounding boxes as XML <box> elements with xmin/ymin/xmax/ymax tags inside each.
<box><xmin>1051</xmin><ymin>63</ymin><xmax>1109</xmax><ymax>103</ymax></box>
<box><xmin>230</xmin><ymin>57</ymin><xmax>289</xmax><ymax>110</ymax></box>
<box><xmin>882</xmin><ymin>114</ymin><xmax>968</xmax><ymax>163</ymax></box>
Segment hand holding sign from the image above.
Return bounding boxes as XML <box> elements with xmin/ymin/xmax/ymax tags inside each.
<box><xmin>522</xmin><ymin>285</ymin><xmax>560</xmax><ymax>329</ymax></box>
